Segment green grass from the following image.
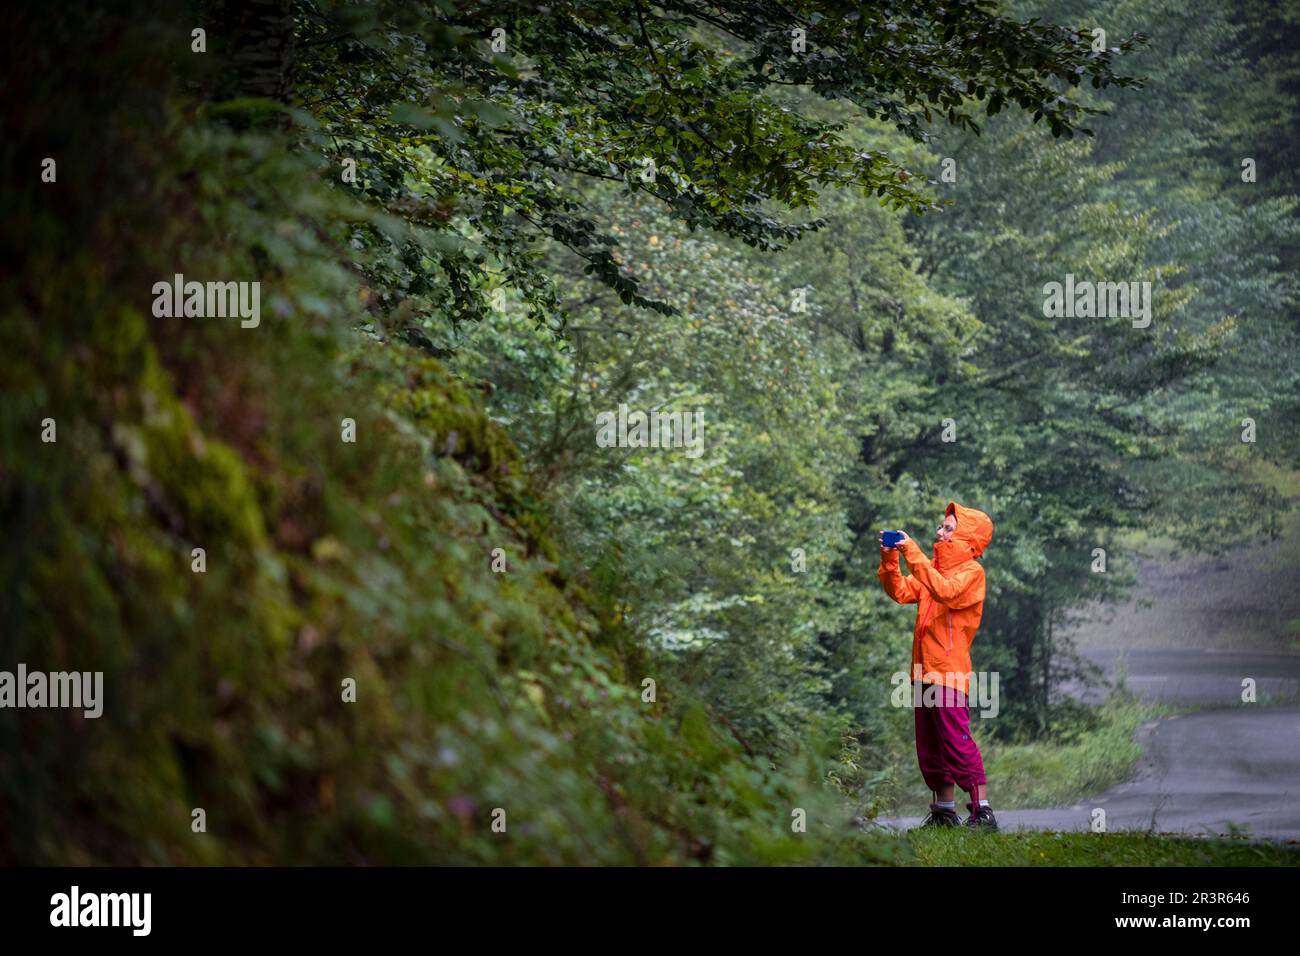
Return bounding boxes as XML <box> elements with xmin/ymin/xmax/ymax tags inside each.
<box><xmin>903</xmin><ymin>829</ymin><xmax>1300</xmax><ymax>866</ymax></box>
<box><xmin>893</xmin><ymin>696</ymin><xmax>1172</xmax><ymax>815</ymax></box>
<box><xmin>981</xmin><ymin>700</ymin><xmax>1174</xmax><ymax>810</ymax></box>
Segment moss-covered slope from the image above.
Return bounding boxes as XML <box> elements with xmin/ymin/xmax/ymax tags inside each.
<box><xmin>0</xmin><ymin>5</ymin><xmax>891</xmax><ymax>865</ymax></box>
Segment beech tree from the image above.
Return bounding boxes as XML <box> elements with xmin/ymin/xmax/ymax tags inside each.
<box><xmin>265</xmin><ymin>0</ymin><xmax>1145</xmax><ymax>334</ymax></box>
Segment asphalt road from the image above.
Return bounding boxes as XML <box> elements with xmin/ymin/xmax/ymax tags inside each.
<box><xmin>1066</xmin><ymin>647</ymin><xmax>1300</xmax><ymax>707</ymax></box>
<box><xmin>872</xmin><ymin>707</ymin><xmax>1300</xmax><ymax>841</ymax></box>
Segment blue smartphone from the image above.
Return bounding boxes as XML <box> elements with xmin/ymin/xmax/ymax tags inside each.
<box><xmin>881</xmin><ymin>530</ymin><xmax>905</xmax><ymax>548</ymax></box>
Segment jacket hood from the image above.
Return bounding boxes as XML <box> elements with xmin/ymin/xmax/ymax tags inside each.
<box><xmin>933</xmin><ymin>500</ymin><xmax>994</xmax><ymax>568</ymax></box>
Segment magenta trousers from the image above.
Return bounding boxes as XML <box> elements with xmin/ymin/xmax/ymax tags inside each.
<box><xmin>914</xmin><ymin>683</ymin><xmax>987</xmax><ymax>795</ymax></box>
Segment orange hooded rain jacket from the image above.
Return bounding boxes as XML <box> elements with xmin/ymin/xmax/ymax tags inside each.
<box><xmin>877</xmin><ymin>501</ymin><xmax>994</xmax><ymax>697</ymax></box>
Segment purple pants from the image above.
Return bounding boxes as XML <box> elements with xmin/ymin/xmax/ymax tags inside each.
<box><xmin>914</xmin><ymin>683</ymin><xmax>986</xmax><ymax>795</ymax></box>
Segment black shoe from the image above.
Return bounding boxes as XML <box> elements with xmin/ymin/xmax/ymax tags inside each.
<box><xmin>911</xmin><ymin>802</ymin><xmax>964</xmax><ymax>831</ymax></box>
<box><xmin>965</xmin><ymin>802</ymin><xmax>999</xmax><ymax>831</ymax></box>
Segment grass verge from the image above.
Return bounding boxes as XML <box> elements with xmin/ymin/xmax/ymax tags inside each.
<box><xmin>891</xmin><ymin>696</ymin><xmax>1172</xmax><ymax>815</ymax></box>
<box><xmin>978</xmin><ymin>698</ymin><xmax>1175</xmax><ymax>810</ymax></box>
<box><xmin>902</xmin><ymin>829</ymin><xmax>1300</xmax><ymax>866</ymax></box>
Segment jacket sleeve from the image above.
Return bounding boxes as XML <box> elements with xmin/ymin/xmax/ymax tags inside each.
<box><xmin>899</xmin><ymin>539</ymin><xmax>985</xmax><ymax>609</ymax></box>
<box><xmin>877</xmin><ymin>547</ymin><xmax>922</xmax><ymax>605</ymax></box>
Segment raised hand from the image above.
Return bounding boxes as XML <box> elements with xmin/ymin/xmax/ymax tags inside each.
<box><xmin>878</xmin><ymin>530</ymin><xmax>912</xmax><ymax>549</ymax></box>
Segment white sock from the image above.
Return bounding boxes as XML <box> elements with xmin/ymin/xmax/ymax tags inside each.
<box><xmin>979</xmin><ymin>799</ymin><xmax>990</xmax><ymax>807</ymax></box>
<box><xmin>936</xmin><ymin>800</ymin><xmax>956</xmax><ymax>809</ymax></box>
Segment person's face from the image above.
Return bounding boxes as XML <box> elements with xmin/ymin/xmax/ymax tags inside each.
<box><xmin>935</xmin><ymin>512</ymin><xmax>957</xmax><ymax>543</ymax></box>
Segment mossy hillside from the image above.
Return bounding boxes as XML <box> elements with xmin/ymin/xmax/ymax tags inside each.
<box><xmin>4</xmin><ymin>278</ymin><xmax>616</xmax><ymax>862</ymax></box>
<box><xmin>0</xmin><ymin>84</ymin><xmax>899</xmax><ymax>864</ymax></box>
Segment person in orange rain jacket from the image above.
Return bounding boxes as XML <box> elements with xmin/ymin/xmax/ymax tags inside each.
<box><xmin>878</xmin><ymin>501</ymin><xmax>998</xmax><ymax>831</ymax></box>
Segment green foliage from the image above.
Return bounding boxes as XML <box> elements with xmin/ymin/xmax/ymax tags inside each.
<box><xmin>900</xmin><ymin>0</ymin><xmax>1300</xmax><ymax>732</ymax></box>
<box><xmin>288</xmin><ymin>0</ymin><xmax>1143</xmax><ymax>330</ymax></box>
<box><xmin>0</xmin><ymin>2</ymin><xmax>905</xmax><ymax>864</ymax></box>
<box><xmin>451</xmin><ymin>190</ymin><xmax>865</xmax><ymax>753</ymax></box>
<box><xmin>2</xmin><ymin>0</ymin><xmax>1296</xmax><ymax>866</ymax></box>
